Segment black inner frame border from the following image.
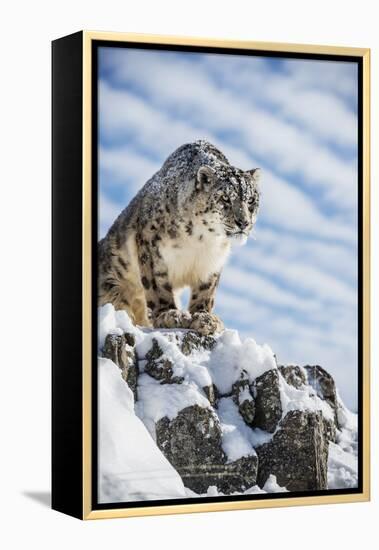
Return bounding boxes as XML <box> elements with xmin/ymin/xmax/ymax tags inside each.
<box><xmin>91</xmin><ymin>39</ymin><xmax>364</xmax><ymax>511</ymax></box>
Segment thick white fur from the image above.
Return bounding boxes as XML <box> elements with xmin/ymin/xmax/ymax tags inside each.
<box><xmin>160</xmin><ymin>223</ymin><xmax>231</xmax><ymax>288</ymax></box>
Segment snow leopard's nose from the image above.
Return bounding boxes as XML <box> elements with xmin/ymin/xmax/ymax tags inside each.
<box><xmin>236</xmin><ymin>218</ymin><xmax>249</xmax><ymax>231</ymax></box>
<box><xmin>232</xmin><ymin>200</ymin><xmax>250</xmax><ymax>231</ymax></box>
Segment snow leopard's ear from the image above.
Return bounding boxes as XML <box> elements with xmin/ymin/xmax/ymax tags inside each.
<box><xmin>245</xmin><ymin>168</ymin><xmax>261</xmax><ymax>183</ymax></box>
<box><xmin>196</xmin><ymin>166</ymin><xmax>215</xmax><ymax>191</ymax></box>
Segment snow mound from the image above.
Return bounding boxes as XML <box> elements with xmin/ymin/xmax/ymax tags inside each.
<box><xmin>328</xmin><ymin>397</ymin><xmax>359</xmax><ymax>489</ymax></box>
<box><xmin>98</xmin><ymin>357</ymin><xmax>186</xmax><ymax>502</ymax></box>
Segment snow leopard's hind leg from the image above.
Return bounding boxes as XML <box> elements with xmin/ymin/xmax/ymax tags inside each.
<box><xmin>98</xmin><ymin>236</ymin><xmax>150</xmax><ymax>327</ymax></box>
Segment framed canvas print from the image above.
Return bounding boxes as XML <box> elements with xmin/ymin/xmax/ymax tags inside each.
<box><xmin>52</xmin><ymin>31</ymin><xmax>370</xmax><ymax>520</ymax></box>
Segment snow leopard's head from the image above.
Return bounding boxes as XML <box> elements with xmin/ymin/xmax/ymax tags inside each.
<box><xmin>195</xmin><ymin>164</ymin><xmax>261</xmax><ymax>245</ymax></box>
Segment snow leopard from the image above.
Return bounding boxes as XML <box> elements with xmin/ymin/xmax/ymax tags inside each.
<box><xmin>98</xmin><ymin>140</ymin><xmax>261</xmax><ymax>335</ymax></box>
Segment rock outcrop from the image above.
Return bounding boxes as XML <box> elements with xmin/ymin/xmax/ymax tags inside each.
<box><xmin>251</xmin><ymin>369</ymin><xmax>282</xmax><ymax>432</ymax></box>
<box><xmin>256</xmin><ymin>410</ymin><xmax>328</xmax><ymax>491</ymax></box>
<box><xmin>98</xmin><ymin>304</ymin><xmax>358</xmax><ymax>498</ymax></box>
<box><xmin>156</xmin><ymin>404</ymin><xmax>258</xmax><ymax>494</ymax></box>
<box><xmin>102</xmin><ymin>332</ymin><xmax>139</xmax><ymax>398</ymax></box>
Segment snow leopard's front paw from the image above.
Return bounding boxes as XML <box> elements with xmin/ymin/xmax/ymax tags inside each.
<box><xmin>189</xmin><ymin>311</ymin><xmax>224</xmax><ymax>335</ymax></box>
<box><xmin>154</xmin><ymin>309</ymin><xmax>192</xmax><ymax>330</ymax></box>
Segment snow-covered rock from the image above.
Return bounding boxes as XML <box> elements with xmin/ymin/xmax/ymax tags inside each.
<box><xmin>98</xmin><ymin>304</ymin><xmax>358</xmax><ymax>502</ymax></box>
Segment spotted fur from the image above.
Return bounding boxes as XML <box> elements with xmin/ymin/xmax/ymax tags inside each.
<box><xmin>98</xmin><ymin>140</ymin><xmax>261</xmax><ymax>335</ymax></box>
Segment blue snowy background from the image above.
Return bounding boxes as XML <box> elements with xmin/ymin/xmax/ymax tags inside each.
<box><xmin>98</xmin><ymin>46</ymin><xmax>358</xmax><ymax>409</ymax></box>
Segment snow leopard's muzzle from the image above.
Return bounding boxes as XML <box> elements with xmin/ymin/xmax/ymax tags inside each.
<box><xmin>224</xmin><ymin>198</ymin><xmax>256</xmax><ymax>244</ymax></box>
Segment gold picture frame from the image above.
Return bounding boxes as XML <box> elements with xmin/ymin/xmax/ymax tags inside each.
<box><xmin>52</xmin><ymin>30</ymin><xmax>370</xmax><ymax>520</ymax></box>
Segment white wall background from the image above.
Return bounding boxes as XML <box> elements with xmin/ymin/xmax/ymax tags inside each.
<box><xmin>0</xmin><ymin>0</ymin><xmax>376</xmax><ymax>548</ymax></box>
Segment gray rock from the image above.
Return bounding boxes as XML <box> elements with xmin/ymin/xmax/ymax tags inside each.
<box><xmin>181</xmin><ymin>331</ymin><xmax>216</xmax><ymax>356</ymax></box>
<box><xmin>156</xmin><ymin>405</ymin><xmax>224</xmax><ymax>492</ymax></box>
<box><xmin>256</xmin><ymin>410</ymin><xmax>329</xmax><ymax>491</ymax></box>
<box><xmin>278</xmin><ymin>364</ymin><xmax>336</xmax><ymax>442</ymax></box>
<box><xmin>278</xmin><ymin>365</ymin><xmax>307</xmax><ymax>389</ymax></box>
<box><xmin>232</xmin><ymin>372</ymin><xmax>255</xmax><ymax>426</ymax></box>
<box><xmin>202</xmin><ymin>384</ymin><xmax>219</xmax><ymax>407</ymax></box>
<box><xmin>252</xmin><ymin>369</ymin><xmax>282</xmax><ymax>432</ymax></box>
<box><xmin>322</xmin><ymin>417</ymin><xmax>337</xmax><ymax>443</ymax></box>
<box><xmin>144</xmin><ymin>338</ymin><xmax>184</xmax><ymax>384</ymax></box>
<box><xmin>102</xmin><ymin>333</ymin><xmax>131</xmax><ymax>368</ymax></box>
<box><xmin>211</xmin><ymin>455</ymin><xmax>258</xmax><ymax>495</ymax></box>
<box><xmin>304</xmin><ymin>365</ymin><xmax>339</xmax><ymax>427</ymax></box>
<box><xmin>102</xmin><ymin>332</ymin><xmax>139</xmax><ymax>398</ymax></box>
<box><xmin>156</xmin><ymin>405</ymin><xmax>257</xmax><ymax>494</ymax></box>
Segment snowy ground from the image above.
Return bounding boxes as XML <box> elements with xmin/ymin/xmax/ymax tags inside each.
<box><xmin>98</xmin><ymin>304</ymin><xmax>358</xmax><ymax>503</ymax></box>
<box><xmin>328</xmin><ymin>404</ymin><xmax>358</xmax><ymax>489</ymax></box>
